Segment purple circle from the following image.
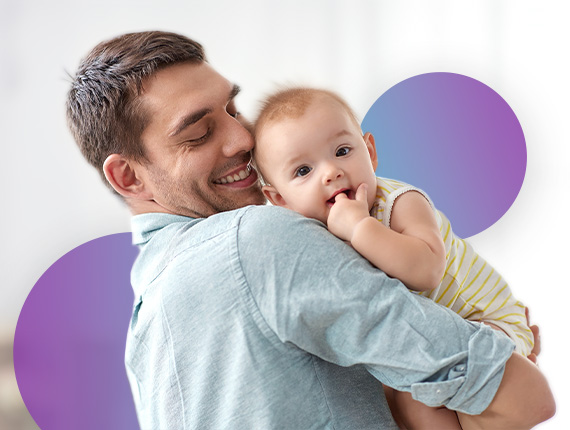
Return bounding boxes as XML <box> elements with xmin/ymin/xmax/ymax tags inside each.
<box><xmin>14</xmin><ymin>233</ymin><xmax>139</xmax><ymax>429</ymax></box>
<box><xmin>362</xmin><ymin>72</ymin><xmax>527</xmax><ymax>238</ymax></box>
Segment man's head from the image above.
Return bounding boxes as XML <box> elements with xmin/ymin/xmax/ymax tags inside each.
<box><xmin>67</xmin><ymin>31</ymin><xmax>265</xmax><ymax>217</ymax></box>
<box><xmin>253</xmin><ymin>88</ymin><xmax>378</xmax><ymax>225</ymax></box>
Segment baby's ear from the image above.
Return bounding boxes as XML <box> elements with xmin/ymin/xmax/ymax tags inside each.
<box><xmin>363</xmin><ymin>132</ymin><xmax>378</xmax><ymax>171</ymax></box>
<box><xmin>262</xmin><ymin>185</ymin><xmax>288</xmax><ymax>208</ymax></box>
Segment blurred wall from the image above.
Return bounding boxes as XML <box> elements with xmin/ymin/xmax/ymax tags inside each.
<box><xmin>1</xmin><ymin>1</ymin><xmax>568</xmax><ymax>428</ymax></box>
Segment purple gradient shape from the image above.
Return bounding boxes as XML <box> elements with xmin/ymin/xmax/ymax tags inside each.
<box><xmin>362</xmin><ymin>72</ymin><xmax>527</xmax><ymax>238</ymax></box>
<box><xmin>14</xmin><ymin>233</ymin><xmax>139</xmax><ymax>430</ymax></box>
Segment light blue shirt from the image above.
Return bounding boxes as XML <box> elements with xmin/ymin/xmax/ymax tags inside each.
<box><xmin>126</xmin><ymin>205</ymin><xmax>514</xmax><ymax>429</ymax></box>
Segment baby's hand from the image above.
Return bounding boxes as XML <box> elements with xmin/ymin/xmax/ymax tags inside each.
<box><xmin>327</xmin><ymin>183</ymin><xmax>371</xmax><ymax>242</ymax></box>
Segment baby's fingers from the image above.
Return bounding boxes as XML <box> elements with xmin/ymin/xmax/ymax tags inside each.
<box><xmin>334</xmin><ymin>192</ymin><xmax>348</xmax><ymax>202</ymax></box>
<box><xmin>355</xmin><ymin>183</ymin><xmax>368</xmax><ymax>202</ymax></box>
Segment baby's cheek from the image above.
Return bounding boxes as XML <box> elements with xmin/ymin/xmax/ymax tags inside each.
<box><xmin>304</xmin><ymin>204</ymin><xmax>328</xmax><ymax>225</ymax></box>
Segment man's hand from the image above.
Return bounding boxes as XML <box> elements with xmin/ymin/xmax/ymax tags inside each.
<box><xmin>526</xmin><ymin>307</ymin><xmax>541</xmax><ymax>364</ymax></box>
<box><xmin>327</xmin><ymin>183</ymin><xmax>371</xmax><ymax>242</ymax></box>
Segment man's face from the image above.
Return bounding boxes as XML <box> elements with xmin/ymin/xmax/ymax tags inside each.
<box><xmin>135</xmin><ymin>61</ymin><xmax>265</xmax><ymax>218</ymax></box>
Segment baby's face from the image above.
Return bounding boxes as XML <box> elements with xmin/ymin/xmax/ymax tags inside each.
<box><xmin>255</xmin><ymin>98</ymin><xmax>378</xmax><ymax>224</ymax></box>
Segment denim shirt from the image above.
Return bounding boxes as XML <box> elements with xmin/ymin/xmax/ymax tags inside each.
<box><xmin>126</xmin><ymin>205</ymin><xmax>514</xmax><ymax>429</ymax></box>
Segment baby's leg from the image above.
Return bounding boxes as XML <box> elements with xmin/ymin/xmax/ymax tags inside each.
<box><xmin>386</xmin><ymin>386</ymin><xmax>461</xmax><ymax>430</ymax></box>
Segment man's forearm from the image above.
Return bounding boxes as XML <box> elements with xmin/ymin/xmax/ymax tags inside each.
<box><xmin>459</xmin><ymin>353</ymin><xmax>555</xmax><ymax>430</ymax></box>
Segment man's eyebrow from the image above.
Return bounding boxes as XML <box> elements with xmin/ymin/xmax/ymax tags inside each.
<box><xmin>168</xmin><ymin>84</ymin><xmax>241</xmax><ymax>138</ymax></box>
<box><xmin>169</xmin><ymin>107</ymin><xmax>212</xmax><ymax>138</ymax></box>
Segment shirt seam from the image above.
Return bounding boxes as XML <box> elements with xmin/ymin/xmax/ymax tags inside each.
<box><xmin>159</xmin><ymin>290</ymin><xmax>187</xmax><ymax>429</ymax></box>
<box><xmin>143</xmin><ymin>228</ymin><xmax>233</xmax><ymax>289</ymax></box>
<box><xmin>231</xmin><ymin>207</ymin><xmax>300</xmax><ymax>350</ymax></box>
<box><xmin>311</xmin><ymin>356</ymin><xmax>337</xmax><ymax>430</ymax></box>
<box><xmin>232</xmin><ymin>207</ymin><xmax>339</xmax><ymax>428</ymax></box>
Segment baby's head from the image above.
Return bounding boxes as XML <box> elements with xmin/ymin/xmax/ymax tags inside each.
<box><xmin>253</xmin><ymin>87</ymin><xmax>378</xmax><ymax>225</ymax></box>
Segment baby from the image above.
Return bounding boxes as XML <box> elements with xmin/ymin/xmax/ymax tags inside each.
<box><xmin>253</xmin><ymin>87</ymin><xmax>537</xmax><ymax>429</ymax></box>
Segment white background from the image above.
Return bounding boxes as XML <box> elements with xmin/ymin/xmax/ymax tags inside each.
<box><xmin>2</xmin><ymin>0</ymin><xmax>568</xmax><ymax>428</ymax></box>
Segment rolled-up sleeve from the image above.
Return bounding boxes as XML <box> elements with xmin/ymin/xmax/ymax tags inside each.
<box><xmin>237</xmin><ymin>206</ymin><xmax>515</xmax><ymax>415</ymax></box>
<box><xmin>407</xmin><ymin>324</ymin><xmax>513</xmax><ymax>414</ymax></box>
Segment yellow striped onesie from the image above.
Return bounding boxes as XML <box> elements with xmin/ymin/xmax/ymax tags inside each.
<box><xmin>370</xmin><ymin>177</ymin><xmax>533</xmax><ymax>355</ymax></box>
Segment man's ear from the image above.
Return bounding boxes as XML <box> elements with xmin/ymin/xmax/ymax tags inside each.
<box><xmin>103</xmin><ymin>154</ymin><xmax>153</xmax><ymax>200</ymax></box>
<box><xmin>363</xmin><ymin>132</ymin><xmax>378</xmax><ymax>171</ymax></box>
<box><xmin>262</xmin><ymin>185</ymin><xmax>288</xmax><ymax>208</ymax></box>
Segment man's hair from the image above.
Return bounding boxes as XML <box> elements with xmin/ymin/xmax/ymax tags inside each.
<box><xmin>66</xmin><ymin>31</ymin><xmax>206</xmax><ymax>187</ymax></box>
<box><xmin>253</xmin><ymin>87</ymin><xmax>360</xmax><ymax>140</ymax></box>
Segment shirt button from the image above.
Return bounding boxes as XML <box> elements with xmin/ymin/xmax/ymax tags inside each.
<box><xmin>436</xmin><ymin>389</ymin><xmax>441</xmax><ymax>394</ymax></box>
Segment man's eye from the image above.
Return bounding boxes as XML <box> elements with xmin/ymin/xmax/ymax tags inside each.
<box><xmin>295</xmin><ymin>166</ymin><xmax>312</xmax><ymax>177</ymax></box>
<box><xmin>186</xmin><ymin>128</ymin><xmax>211</xmax><ymax>145</ymax></box>
<box><xmin>336</xmin><ymin>147</ymin><xmax>350</xmax><ymax>157</ymax></box>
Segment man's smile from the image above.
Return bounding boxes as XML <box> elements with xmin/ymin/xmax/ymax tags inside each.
<box><xmin>214</xmin><ymin>163</ymin><xmax>258</xmax><ymax>187</ymax></box>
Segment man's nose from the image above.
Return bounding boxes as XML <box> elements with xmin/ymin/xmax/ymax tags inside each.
<box><xmin>222</xmin><ymin>115</ymin><xmax>255</xmax><ymax>157</ymax></box>
<box><xmin>322</xmin><ymin>163</ymin><xmax>344</xmax><ymax>184</ymax></box>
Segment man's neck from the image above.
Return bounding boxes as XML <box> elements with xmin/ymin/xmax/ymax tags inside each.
<box><xmin>127</xmin><ymin>198</ymin><xmax>174</xmax><ymax>216</ymax></box>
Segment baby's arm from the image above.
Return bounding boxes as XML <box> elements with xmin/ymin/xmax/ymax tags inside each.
<box><xmin>327</xmin><ymin>184</ymin><xmax>446</xmax><ymax>291</ymax></box>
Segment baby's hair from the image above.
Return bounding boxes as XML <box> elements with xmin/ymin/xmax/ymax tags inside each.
<box><xmin>253</xmin><ymin>87</ymin><xmax>361</xmax><ymax>140</ymax></box>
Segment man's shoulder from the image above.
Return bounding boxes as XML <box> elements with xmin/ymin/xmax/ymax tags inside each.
<box><xmin>235</xmin><ymin>205</ymin><xmax>326</xmax><ymax>237</ymax></box>
<box><xmin>233</xmin><ymin>205</ymin><xmax>354</xmax><ymax>269</ymax></box>
<box><xmin>237</xmin><ymin>204</ymin><xmax>309</xmax><ymax>221</ymax></box>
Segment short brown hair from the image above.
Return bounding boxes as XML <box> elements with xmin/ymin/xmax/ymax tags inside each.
<box><xmin>66</xmin><ymin>31</ymin><xmax>206</xmax><ymax>188</ymax></box>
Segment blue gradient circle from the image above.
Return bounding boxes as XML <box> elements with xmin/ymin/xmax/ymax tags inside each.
<box><xmin>362</xmin><ymin>72</ymin><xmax>527</xmax><ymax>238</ymax></box>
<box><xmin>14</xmin><ymin>234</ymin><xmax>139</xmax><ymax>430</ymax></box>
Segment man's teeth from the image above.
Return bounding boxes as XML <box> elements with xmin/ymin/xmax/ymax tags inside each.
<box><xmin>216</xmin><ymin>166</ymin><xmax>251</xmax><ymax>184</ymax></box>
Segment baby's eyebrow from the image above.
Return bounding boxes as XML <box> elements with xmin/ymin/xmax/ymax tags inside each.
<box><xmin>279</xmin><ymin>154</ymin><xmax>305</xmax><ymax>174</ymax></box>
<box><xmin>331</xmin><ymin>129</ymin><xmax>352</xmax><ymax>139</ymax></box>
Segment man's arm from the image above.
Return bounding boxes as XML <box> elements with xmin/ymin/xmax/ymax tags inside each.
<box><xmin>237</xmin><ymin>206</ymin><xmax>554</xmax><ymax>427</ymax></box>
<box><xmin>460</xmin><ymin>352</ymin><xmax>554</xmax><ymax>430</ymax></box>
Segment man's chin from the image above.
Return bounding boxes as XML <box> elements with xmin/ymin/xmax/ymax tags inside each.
<box><xmin>214</xmin><ymin>174</ymin><xmax>264</xmax><ymax>204</ymax></box>
<box><xmin>217</xmin><ymin>186</ymin><xmax>266</xmax><ymax>211</ymax></box>
<box><xmin>240</xmin><ymin>187</ymin><xmax>266</xmax><ymax>207</ymax></box>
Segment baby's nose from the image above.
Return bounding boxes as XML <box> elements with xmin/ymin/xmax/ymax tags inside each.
<box><xmin>323</xmin><ymin>165</ymin><xmax>344</xmax><ymax>183</ymax></box>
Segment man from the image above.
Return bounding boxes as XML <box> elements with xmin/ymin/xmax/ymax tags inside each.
<box><xmin>67</xmin><ymin>31</ymin><xmax>554</xmax><ymax>429</ymax></box>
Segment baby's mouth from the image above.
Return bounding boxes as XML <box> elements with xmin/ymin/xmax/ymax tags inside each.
<box><xmin>326</xmin><ymin>189</ymin><xmax>352</xmax><ymax>206</ymax></box>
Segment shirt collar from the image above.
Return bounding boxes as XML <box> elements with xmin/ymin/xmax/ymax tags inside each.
<box><xmin>131</xmin><ymin>212</ymin><xmax>195</xmax><ymax>245</ymax></box>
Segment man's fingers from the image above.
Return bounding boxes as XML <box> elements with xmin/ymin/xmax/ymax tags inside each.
<box><xmin>530</xmin><ymin>324</ymin><xmax>541</xmax><ymax>357</ymax></box>
<box><xmin>525</xmin><ymin>307</ymin><xmax>541</xmax><ymax>357</ymax></box>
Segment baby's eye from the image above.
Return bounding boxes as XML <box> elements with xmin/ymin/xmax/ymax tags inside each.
<box><xmin>336</xmin><ymin>147</ymin><xmax>350</xmax><ymax>157</ymax></box>
<box><xmin>295</xmin><ymin>166</ymin><xmax>312</xmax><ymax>177</ymax></box>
